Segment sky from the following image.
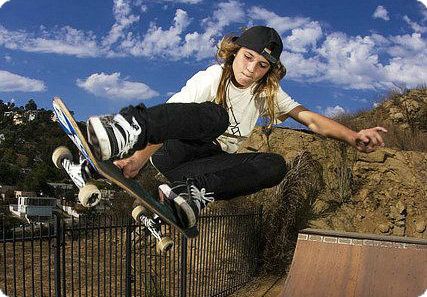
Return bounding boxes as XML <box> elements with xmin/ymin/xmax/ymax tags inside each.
<box><xmin>0</xmin><ymin>0</ymin><xmax>426</xmax><ymax>122</ymax></box>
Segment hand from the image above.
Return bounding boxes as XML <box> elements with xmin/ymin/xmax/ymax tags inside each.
<box><xmin>113</xmin><ymin>153</ymin><xmax>148</xmax><ymax>179</ymax></box>
<box><xmin>354</xmin><ymin>127</ymin><xmax>388</xmax><ymax>153</ymax></box>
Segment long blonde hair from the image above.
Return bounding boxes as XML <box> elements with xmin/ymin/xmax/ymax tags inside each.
<box><xmin>215</xmin><ymin>34</ymin><xmax>286</xmax><ymax>128</ymax></box>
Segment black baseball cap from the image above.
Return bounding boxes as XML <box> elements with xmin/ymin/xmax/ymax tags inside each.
<box><xmin>234</xmin><ymin>26</ymin><xmax>283</xmax><ymax>65</ymax></box>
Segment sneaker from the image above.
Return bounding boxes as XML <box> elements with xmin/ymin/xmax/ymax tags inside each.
<box><xmin>158</xmin><ymin>179</ymin><xmax>214</xmax><ymax>228</ymax></box>
<box><xmin>87</xmin><ymin>114</ymin><xmax>142</xmax><ymax>160</ymax></box>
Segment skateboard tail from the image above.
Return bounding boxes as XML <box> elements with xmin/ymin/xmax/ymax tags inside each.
<box><xmin>52</xmin><ymin>100</ymin><xmax>96</xmax><ymax>170</ymax></box>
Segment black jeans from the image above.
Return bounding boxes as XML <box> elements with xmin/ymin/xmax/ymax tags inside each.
<box><xmin>122</xmin><ymin>102</ymin><xmax>288</xmax><ymax>200</ymax></box>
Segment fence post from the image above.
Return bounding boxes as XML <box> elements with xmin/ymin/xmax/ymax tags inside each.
<box><xmin>180</xmin><ymin>235</ymin><xmax>188</xmax><ymax>297</ymax></box>
<box><xmin>125</xmin><ymin>218</ymin><xmax>133</xmax><ymax>297</ymax></box>
<box><xmin>61</xmin><ymin>216</ymin><xmax>67</xmax><ymax>297</ymax></box>
<box><xmin>54</xmin><ymin>214</ymin><xmax>62</xmax><ymax>297</ymax></box>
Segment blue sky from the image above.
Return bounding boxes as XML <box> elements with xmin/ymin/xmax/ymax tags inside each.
<box><xmin>0</xmin><ymin>0</ymin><xmax>426</xmax><ymax>122</ymax></box>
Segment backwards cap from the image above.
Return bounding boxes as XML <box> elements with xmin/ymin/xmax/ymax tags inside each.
<box><xmin>234</xmin><ymin>26</ymin><xmax>283</xmax><ymax>64</ymax></box>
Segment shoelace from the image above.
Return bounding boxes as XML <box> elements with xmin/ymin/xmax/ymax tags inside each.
<box><xmin>189</xmin><ymin>185</ymin><xmax>214</xmax><ymax>212</ymax></box>
<box><xmin>110</xmin><ymin>114</ymin><xmax>141</xmax><ymax>157</ymax></box>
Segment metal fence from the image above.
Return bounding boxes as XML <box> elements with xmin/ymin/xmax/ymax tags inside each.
<box><xmin>0</xmin><ymin>208</ymin><xmax>262</xmax><ymax>297</ymax></box>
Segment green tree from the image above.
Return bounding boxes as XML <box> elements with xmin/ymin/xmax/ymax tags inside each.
<box><xmin>0</xmin><ymin>162</ymin><xmax>20</xmax><ymax>185</ymax></box>
<box><xmin>25</xmin><ymin>99</ymin><xmax>38</xmax><ymax>111</ymax></box>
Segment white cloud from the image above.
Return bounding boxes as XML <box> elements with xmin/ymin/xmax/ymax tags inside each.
<box><xmin>101</xmin><ymin>0</ymin><xmax>140</xmax><ymax>48</ymax></box>
<box><xmin>282</xmin><ymin>28</ymin><xmax>426</xmax><ymax>90</ymax></box>
<box><xmin>403</xmin><ymin>16</ymin><xmax>427</xmax><ymax>33</ymax></box>
<box><xmin>417</xmin><ymin>0</ymin><xmax>427</xmax><ymax>8</ymax></box>
<box><xmin>281</xmin><ymin>51</ymin><xmax>324</xmax><ymax>79</ymax></box>
<box><xmin>0</xmin><ymin>25</ymin><xmax>102</xmax><ymax>57</ymax></box>
<box><xmin>4</xmin><ymin>55</ymin><xmax>11</xmax><ymax>62</ymax></box>
<box><xmin>0</xmin><ymin>70</ymin><xmax>46</xmax><ymax>92</ymax></box>
<box><xmin>248</xmin><ymin>6</ymin><xmax>310</xmax><ymax>35</ymax></box>
<box><xmin>324</xmin><ymin>105</ymin><xmax>346</xmax><ymax>117</ymax></box>
<box><xmin>315</xmin><ymin>33</ymin><xmax>388</xmax><ymax>90</ymax></box>
<box><xmin>0</xmin><ymin>0</ymin><xmax>10</xmax><ymax>9</ymax></box>
<box><xmin>160</xmin><ymin>0</ymin><xmax>202</xmax><ymax>3</ymax></box>
<box><xmin>76</xmin><ymin>72</ymin><xmax>159</xmax><ymax>100</ymax></box>
<box><xmin>0</xmin><ymin>1</ymin><xmax>425</xmax><ymax>92</ymax></box>
<box><xmin>373</xmin><ymin>5</ymin><xmax>390</xmax><ymax>21</ymax></box>
<box><xmin>118</xmin><ymin>1</ymin><xmax>245</xmax><ymax>60</ymax></box>
<box><xmin>119</xmin><ymin>9</ymin><xmax>191</xmax><ymax>58</ymax></box>
<box><xmin>284</xmin><ymin>21</ymin><xmax>323</xmax><ymax>53</ymax></box>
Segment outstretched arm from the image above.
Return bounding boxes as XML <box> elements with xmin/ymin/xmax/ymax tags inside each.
<box><xmin>285</xmin><ymin>106</ymin><xmax>387</xmax><ymax>153</ymax></box>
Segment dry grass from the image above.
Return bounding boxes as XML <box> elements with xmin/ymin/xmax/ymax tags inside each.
<box><xmin>260</xmin><ymin>152</ymin><xmax>324</xmax><ymax>274</ymax></box>
<box><xmin>334</xmin><ymin>88</ymin><xmax>427</xmax><ymax>152</ymax></box>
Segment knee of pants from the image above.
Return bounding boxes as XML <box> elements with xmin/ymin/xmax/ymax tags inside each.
<box><xmin>262</xmin><ymin>153</ymin><xmax>288</xmax><ymax>187</ymax></box>
<box><xmin>201</xmin><ymin>102</ymin><xmax>229</xmax><ymax>135</ymax></box>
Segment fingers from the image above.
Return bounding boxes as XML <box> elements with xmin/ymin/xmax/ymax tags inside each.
<box><xmin>355</xmin><ymin>128</ymin><xmax>387</xmax><ymax>153</ymax></box>
<box><xmin>113</xmin><ymin>159</ymin><xmax>127</xmax><ymax>169</ymax></box>
<box><xmin>374</xmin><ymin>126</ymin><xmax>388</xmax><ymax>133</ymax></box>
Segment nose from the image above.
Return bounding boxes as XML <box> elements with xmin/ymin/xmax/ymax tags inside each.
<box><xmin>246</xmin><ymin>61</ymin><xmax>256</xmax><ymax>73</ymax></box>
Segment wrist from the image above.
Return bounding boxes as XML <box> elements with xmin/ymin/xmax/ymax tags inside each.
<box><xmin>346</xmin><ymin>131</ymin><xmax>358</xmax><ymax>147</ymax></box>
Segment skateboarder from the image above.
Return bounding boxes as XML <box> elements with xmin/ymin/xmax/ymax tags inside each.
<box><xmin>86</xmin><ymin>26</ymin><xmax>387</xmax><ymax>228</ymax></box>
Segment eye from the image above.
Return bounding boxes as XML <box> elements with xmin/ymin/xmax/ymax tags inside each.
<box><xmin>244</xmin><ymin>54</ymin><xmax>252</xmax><ymax>60</ymax></box>
<box><xmin>259</xmin><ymin>62</ymin><xmax>269</xmax><ymax>69</ymax></box>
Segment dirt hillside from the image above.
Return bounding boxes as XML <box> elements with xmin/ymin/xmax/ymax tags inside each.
<box><xmin>226</xmin><ymin>88</ymin><xmax>427</xmax><ymax>296</ymax></box>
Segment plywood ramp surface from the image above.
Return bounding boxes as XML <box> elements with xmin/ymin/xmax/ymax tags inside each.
<box><xmin>280</xmin><ymin>229</ymin><xmax>427</xmax><ymax>297</ymax></box>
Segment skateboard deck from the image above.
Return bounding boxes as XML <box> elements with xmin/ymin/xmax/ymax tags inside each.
<box><xmin>52</xmin><ymin>97</ymin><xmax>198</xmax><ymax>239</ymax></box>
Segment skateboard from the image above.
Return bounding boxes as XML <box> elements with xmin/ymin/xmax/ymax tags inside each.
<box><xmin>51</xmin><ymin>97</ymin><xmax>198</xmax><ymax>253</ymax></box>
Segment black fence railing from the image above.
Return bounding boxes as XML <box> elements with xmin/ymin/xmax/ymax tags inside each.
<box><xmin>0</xmin><ymin>207</ymin><xmax>262</xmax><ymax>297</ymax></box>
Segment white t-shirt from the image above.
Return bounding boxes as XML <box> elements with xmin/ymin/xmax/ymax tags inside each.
<box><xmin>167</xmin><ymin>64</ymin><xmax>301</xmax><ymax>153</ymax></box>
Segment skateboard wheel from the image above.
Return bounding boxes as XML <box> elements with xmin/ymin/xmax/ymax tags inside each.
<box><xmin>52</xmin><ymin>146</ymin><xmax>72</xmax><ymax>169</ymax></box>
<box><xmin>156</xmin><ymin>237</ymin><xmax>174</xmax><ymax>253</ymax></box>
<box><xmin>78</xmin><ymin>183</ymin><xmax>101</xmax><ymax>207</ymax></box>
<box><xmin>132</xmin><ymin>205</ymin><xmax>150</xmax><ymax>222</ymax></box>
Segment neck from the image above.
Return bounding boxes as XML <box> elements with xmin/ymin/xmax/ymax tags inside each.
<box><xmin>231</xmin><ymin>75</ymin><xmax>249</xmax><ymax>89</ymax></box>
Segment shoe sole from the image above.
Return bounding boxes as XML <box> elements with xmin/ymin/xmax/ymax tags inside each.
<box><xmin>158</xmin><ymin>184</ymin><xmax>196</xmax><ymax>228</ymax></box>
<box><xmin>87</xmin><ymin>117</ymin><xmax>112</xmax><ymax>160</ymax></box>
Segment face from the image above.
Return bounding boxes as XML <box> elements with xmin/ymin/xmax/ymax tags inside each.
<box><xmin>232</xmin><ymin>47</ymin><xmax>271</xmax><ymax>88</ymax></box>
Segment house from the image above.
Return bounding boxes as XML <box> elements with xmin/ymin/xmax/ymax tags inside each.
<box><xmin>9</xmin><ymin>195</ymin><xmax>58</xmax><ymax>223</ymax></box>
<box><xmin>0</xmin><ymin>185</ymin><xmax>16</xmax><ymax>202</ymax></box>
<box><xmin>47</xmin><ymin>182</ymin><xmax>74</xmax><ymax>190</ymax></box>
<box><xmin>15</xmin><ymin>191</ymin><xmax>37</xmax><ymax>198</ymax></box>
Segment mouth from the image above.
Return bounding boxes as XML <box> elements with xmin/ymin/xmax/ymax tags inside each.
<box><xmin>242</xmin><ymin>72</ymin><xmax>252</xmax><ymax>79</ymax></box>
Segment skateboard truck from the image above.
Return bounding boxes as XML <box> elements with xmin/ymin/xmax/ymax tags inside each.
<box><xmin>53</xmin><ymin>146</ymin><xmax>174</xmax><ymax>253</ymax></box>
<box><xmin>132</xmin><ymin>205</ymin><xmax>174</xmax><ymax>253</ymax></box>
<box><xmin>52</xmin><ymin>146</ymin><xmax>102</xmax><ymax>207</ymax></box>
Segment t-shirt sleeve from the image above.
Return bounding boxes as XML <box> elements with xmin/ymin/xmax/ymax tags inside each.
<box><xmin>275</xmin><ymin>86</ymin><xmax>301</xmax><ymax>116</ymax></box>
<box><xmin>166</xmin><ymin>65</ymin><xmax>222</xmax><ymax>104</ymax></box>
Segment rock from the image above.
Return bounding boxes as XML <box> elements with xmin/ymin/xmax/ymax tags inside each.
<box><xmin>312</xmin><ymin>200</ymin><xmax>329</xmax><ymax>214</ymax></box>
<box><xmin>357</xmin><ymin>214</ymin><xmax>365</xmax><ymax>221</ymax></box>
<box><xmin>389</xmin><ymin>204</ymin><xmax>406</xmax><ymax>221</ymax></box>
<box><xmin>389</xmin><ymin>111</ymin><xmax>404</xmax><ymax>121</ymax></box>
<box><xmin>356</xmin><ymin>189</ymin><xmax>370</xmax><ymax>202</ymax></box>
<box><xmin>396</xmin><ymin>201</ymin><xmax>406</xmax><ymax>214</ymax></box>
<box><xmin>415</xmin><ymin>220</ymin><xmax>426</xmax><ymax>233</ymax></box>
<box><xmin>309</xmin><ymin>219</ymin><xmax>330</xmax><ymax>230</ymax></box>
<box><xmin>357</xmin><ymin>150</ymin><xmax>387</xmax><ymax>163</ymax></box>
<box><xmin>395</xmin><ymin>220</ymin><xmax>406</xmax><ymax>227</ymax></box>
<box><xmin>393</xmin><ymin>226</ymin><xmax>405</xmax><ymax>236</ymax></box>
<box><xmin>378</xmin><ymin>223</ymin><xmax>390</xmax><ymax>233</ymax></box>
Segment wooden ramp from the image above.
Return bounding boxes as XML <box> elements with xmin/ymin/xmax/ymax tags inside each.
<box><xmin>280</xmin><ymin>229</ymin><xmax>427</xmax><ymax>297</ymax></box>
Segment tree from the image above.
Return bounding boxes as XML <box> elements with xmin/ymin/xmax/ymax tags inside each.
<box><xmin>25</xmin><ymin>99</ymin><xmax>37</xmax><ymax>111</ymax></box>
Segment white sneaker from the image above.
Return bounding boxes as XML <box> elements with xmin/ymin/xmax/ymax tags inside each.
<box><xmin>87</xmin><ymin>114</ymin><xmax>142</xmax><ymax>160</ymax></box>
<box><xmin>159</xmin><ymin>179</ymin><xmax>214</xmax><ymax>228</ymax></box>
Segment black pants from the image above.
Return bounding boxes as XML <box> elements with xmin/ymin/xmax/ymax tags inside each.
<box><xmin>122</xmin><ymin>102</ymin><xmax>288</xmax><ymax>200</ymax></box>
